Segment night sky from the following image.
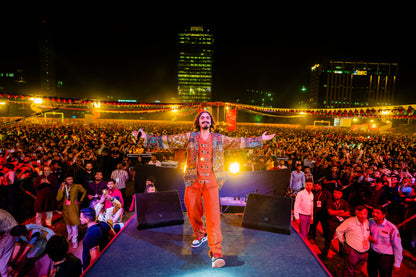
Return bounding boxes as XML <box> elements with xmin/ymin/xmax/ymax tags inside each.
<box><xmin>1</xmin><ymin>4</ymin><xmax>414</xmax><ymax>106</ymax></box>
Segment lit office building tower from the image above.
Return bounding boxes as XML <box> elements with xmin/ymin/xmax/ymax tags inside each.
<box><xmin>39</xmin><ymin>19</ymin><xmax>56</xmax><ymax>96</ymax></box>
<box><xmin>309</xmin><ymin>61</ymin><xmax>398</xmax><ymax>109</ymax></box>
<box><xmin>178</xmin><ymin>26</ymin><xmax>214</xmax><ymax>102</ymax></box>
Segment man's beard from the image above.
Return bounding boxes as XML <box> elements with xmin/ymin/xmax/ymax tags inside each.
<box><xmin>201</xmin><ymin>122</ymin><xmax>210</xmax><ymax>130</ymax></box>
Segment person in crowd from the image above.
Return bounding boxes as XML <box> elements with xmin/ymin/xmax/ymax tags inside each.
<box><xmin>363</xmin><ymin>179</ymin><xmax>388</xmax><ymax>216</ymax></box>
<box><xmin>9</xmin><ymin>223</ymin><xmax>55</xmax><ymax>276</ymax></box>
<box><xmin>294</xmin><ymin>181</ymin><xmax>314</xmax><ymax>238</ymax></box>
<box><xmin>322</xmin><ymin>187</ymin><xmax>350</xmax><ymax>260</ymax></box>
<box><xmin>145</xmin><ymin>179</ymin><xmax>157</xmax><ymax>193</ymax></box>
<box><xmin>45</xmin><ymin>235</ymin><xmax>82</xmax><ymax>277</ymax></box>
<box><xmin>309</xmin><ymin>182</ymin><xmax>331</xmax><ymax>243</ymax></box>
<box><xmin>103</xmin><ymin>178</ymin><xmax>124</xmax><ymax>209</ymax></box>
<box><xmin>33</xmin><ymin>166</ymin><xmax>59</xmax><ymax>227</ymax></box>
<box><xmin>51</xmin><ymin>160</ymin><xmax>65</xmax><ymax>184</ymax></box>
<box><xmin>303</xmin><ymin>154</ymin><xmax>314</xmax><ymax>170</ymax></box>
<box><xmin>80</xmin><ymin>207</ymin><xmax>115</xmax><ymax>271</ymax></box>
<box><xmin>133</xmin><ymin>110</ymin><xmax>275</xmax><ymax>268</ymax></box>
<box><xmin>1</xmin><ymin>164</ymin><xmax>16</xmax><ymax>214</ymax></box>
<box><xmin>0</xmin><ymin>209</ymin><xmax>18</xmax><ymax>277</ymax></box>
<box><xmin>76</xmin><ymin>162</ymin><xmax>95</xmax><ymax>189</ymax></box>
<box><xmin>93</xmin><ymin>194</ymin><xmax>124</xmax><ymax>233</ymax></box>
<box><xmin>265</xmin><ymin>157</ymin><xmax>275</xmax><ymax>170</ymax></box>
<box><xmin>87</xmin><ymin>171</ymin><xmax>107</xmax><ymax>201</ymax></box>
<box><xmin>275</xmin><ymin>159</ymin><xmax>287</xmax><ymax>169</ymax></box>
<box><xmin>304</xmin><ymin>166</ymin><xmax>314</xmax><ymax>184</ymax></box>
<box><xmin>56</xmin><ymin>175</ymin><xmax>86</xmax><ymax>249</ymax></box>
<box><xmin>147</xmin><ymin>154</ymin><xmax>161</xmax><ymax>166</ymax></box>
<box><xmin>336</xmin><ymin>205</ymin><xmax>371</xmax><ymax>277</ymax></box>
<box><xmin>323</xmin><ymin>165</ymin><xmax>342</xmax><ymax>193</ymax></box>
<box><xmin>110</xmin><ymin>163</ymin><xmax>129</xmax><ymax>209</ymax></box>
<box><xmin>367</xmin><ymin>205</ymin><xmax>402</xmax><ymax>277</ymax></box>
<box><xmin>289</xmin><ymin>163</ymin><xmax>305</xmax><ymax>194</ymax></box>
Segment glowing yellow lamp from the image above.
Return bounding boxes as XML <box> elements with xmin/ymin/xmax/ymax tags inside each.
<box><xmin>229</xmin><ymin>162</ymin><xmax>240</xmax><ymax>174</ymax></box>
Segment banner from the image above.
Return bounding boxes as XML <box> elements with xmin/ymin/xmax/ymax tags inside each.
<box><xmin>226</xmin><ymin>108</ymin><xmax>237</xmax><ymax>131</ymax></box>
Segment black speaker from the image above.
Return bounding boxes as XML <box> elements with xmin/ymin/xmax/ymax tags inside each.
<box><xmin>242</xmin><ymin>193</ymin><xmax>292</xmax><ymax>235</ymax></box>
<box><xmin>135</xmin><ymin>190</ymin><xmax>184</xmax><ymax>230</ymax></box>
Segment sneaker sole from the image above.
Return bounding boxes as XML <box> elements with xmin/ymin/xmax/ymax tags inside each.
<box><xmin>212</xmin><ymin>258</ymin><xmax>225</xmax><ymax>268</ymax></box>
<box><xmin>191</xmin><ymin>237</ymin><xmax>207</xmax><ymax>248</ymax></box>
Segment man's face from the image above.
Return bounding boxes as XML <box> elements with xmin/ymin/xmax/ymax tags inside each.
<box><xmin>65</xmin><ymin>177</ymin><xmax>73</xmax><ymax>185</ymax></box>
<box><xmin>355</xmin><ymin>208</ymin><xmax>368</xmax><ymax>223</ymax></box>
<box><xmin>333</xmin><ymin>190</ymin><xmax>343</xmax><ymax>200</ymax></box>
<box><xmin>146</xmin><ymin>180</ymin><xmax>154</xmax><ymax>187</ymax></box>
<box><xmin>95</xmin><ymin>172</ymin><xmax>103</xmax><ymax>181</ymax></box>
<box><xmin>86</xmin><ymin>163</ymin><xmax>93</xmax><ymax>171</ymax></box>
<box><xmin>80</xmin><ymin>213</ymin><xmax>88</xmax><ymax>225</ymax></box>
<box><xmin>305</xmin><ymin>182</ymin><xmax>313</xmax><ymax>192</ymax></box>
<box><xmin>372</xmin><ymin>209</ymin><xmax>385</xmax><ymax>222</ymax></box>
<box><xmin>44</xmin><ymin>167</ymin><xmax>51</xmax><ymax>176</ymax></box>
<box><xmin>313</xmin><ymin>183</ymin><xmax>321</xmax><ymax>192</ymax></box>
<box><xmin>107</xmin><ymin>181</ymin><xmax>115</xmax><ymax>190</ymax></box>
<box><xmin>199</xmin><ymin>112</ymin><xmax>211</xmax><ymax>130</ymax></box>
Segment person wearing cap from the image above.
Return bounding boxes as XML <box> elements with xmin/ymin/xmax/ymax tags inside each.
<box><xmin>368</xmin><ymin>205</ymin><xmax>402</xmax><ymax>277</ymax></box>
<box><xmin>133</xmin><ymin>110</ymin><xmax>275</xmax><ymax>268</ymax></box>
<box><xmin>56</xmin><ymin>175</ymin><xmax>86</xmax><ymax>249</ymax></box>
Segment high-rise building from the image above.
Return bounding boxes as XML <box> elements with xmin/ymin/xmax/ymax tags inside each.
<box><xmin>242</xmin><ymin>89</ymin><xmax>274</xmax><ymax>107</ymax></box>
<box><xmin>177</xmin><ymin>26</ymin><xmax>214</xmax><ymax>103</ymax></box>
<box><xmin>39</xmin><ymin>20</ymin><xmax>56</xmax><ymax>96</ymax></box>
<box><xmin>309</xmin><ymin>61</ymin><xmax>398</xmax><ymax>109</ymax></box>
<box><xmin>0</xmin><ymin>68</ymin><xmax>26</xmax><ymax>93</ymax></box>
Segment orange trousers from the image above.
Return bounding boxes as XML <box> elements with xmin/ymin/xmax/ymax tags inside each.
<box><xmin>184</xmin><ymin>182</ymin><xmax>223</xmax><ymax>258</ymax></box>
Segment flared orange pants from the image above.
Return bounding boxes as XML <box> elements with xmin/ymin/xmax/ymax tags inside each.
<box><xmin>184</xmin><ymin>181</ymin><xmax>223</xmax><ymax>258</ymax></box>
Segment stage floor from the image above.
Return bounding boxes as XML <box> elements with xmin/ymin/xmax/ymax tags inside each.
<box><xmin>85</xmin><ymin>213</ymin><xmax>329</xmax><ymax>277</ymax></box>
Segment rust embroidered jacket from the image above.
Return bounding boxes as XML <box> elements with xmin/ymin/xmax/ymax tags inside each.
<box><xmin>143</xmin><ymin>131</ymin><xmax>263</xmax><ymax>188</ymax></box>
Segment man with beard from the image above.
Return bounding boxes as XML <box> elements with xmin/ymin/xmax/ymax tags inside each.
<box><xmin>33</xmin><ymin>166</ymin><xmax>59</xmax><ymax>227</ymax></box>
<box><xmin>134</xmin><ymin>110</ymin><xmax>275</xmax><ymax>268</ymax></box>
<box><xmin>87</xmin><ymin>171</ymin><xmax>107</xmax><ymax>202</ymax></box>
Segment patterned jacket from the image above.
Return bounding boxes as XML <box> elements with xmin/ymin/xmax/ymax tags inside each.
<box><xmin>143</xmin><ymin>131</ymin><xmax>263</xmax><ymax>188</ymax></box>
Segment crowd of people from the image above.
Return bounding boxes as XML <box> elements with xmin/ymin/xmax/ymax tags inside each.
<box><xmin>0</xmin><ymin>118</ymin><xmax>415</xmax><ymax>276</ymax></box>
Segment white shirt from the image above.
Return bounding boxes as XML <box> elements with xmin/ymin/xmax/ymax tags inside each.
<box><xmin>111</xmin><ymin>169</ymin><xmax>129</xmax><ymax>190</ymax></box>
<box><xmin>293</xmin><ymin>189</ymin><xmax>314</xmax><ymax>220</ymax></box>
<box><xmin>147</xmin><ymin>160</ymin><xmax>162</xmax><ymax>167</ymax></box>
<box><xmin>336</xmin><ymin>216</ymin><xmax>371</xmax><ymax>253</ymax></box>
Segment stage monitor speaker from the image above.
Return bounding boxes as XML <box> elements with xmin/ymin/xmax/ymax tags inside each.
<box><xmin>135</xmin><ymin>190</ymin><xmax>184</xmax><ymax>230</ymax></box>
<box><xmin>242</xmin><ymin>193</ymin><xmax>292</xmax><ymax>235</ymax></box>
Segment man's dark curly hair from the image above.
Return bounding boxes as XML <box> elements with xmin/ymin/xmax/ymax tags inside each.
<box><xmin>193</xmin><ymin>110</ymin><xmax>215</xmax><ymax>131</ymax></box>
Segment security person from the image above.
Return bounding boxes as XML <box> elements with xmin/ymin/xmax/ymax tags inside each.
<box><xmin>368</xmin><ymin>205</ymin><xmax>402</xmax><ymax>277</ymax></box>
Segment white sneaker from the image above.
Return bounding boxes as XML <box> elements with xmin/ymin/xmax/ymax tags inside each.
<box><xmin>212</xmin><ymin>257</ymin><xmax>226</xmax><ymax>268</ymax></box>
<box><xmin>72</xmin><ymin>242</ymin><xmax>78</xmax><ymax>249</ymax></box>
<box><xmin>191</xmin><ymin>234</ymin><xmax>207</xmax><ymax>248</ymax></box>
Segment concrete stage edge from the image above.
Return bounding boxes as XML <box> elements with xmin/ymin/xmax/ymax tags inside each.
<box><xmin>84</xmin><ymin>213</ymin><xmax>330</xmax><ymax>277</ymax></box>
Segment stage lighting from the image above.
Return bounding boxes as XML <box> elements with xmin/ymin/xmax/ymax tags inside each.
<box><xmin>229</xmin><ymin>162</ymin><xmax>240</xmax><ymax>174</ymax></box>
<box><xmin>30</xmin><ymin>97</ymin><xmax>43</xmax><ymax>104</ymax></box>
